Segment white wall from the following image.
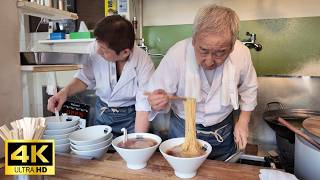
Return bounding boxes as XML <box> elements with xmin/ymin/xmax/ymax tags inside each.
<box><xmin>143</xmin><ymin>0</ymin><xmax>320</xmax><ymax>26</ymax></box>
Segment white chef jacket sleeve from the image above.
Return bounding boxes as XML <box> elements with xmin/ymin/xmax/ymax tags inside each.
<box><xmin>74</xmin><ymin>55</ymin><xmax>96</xmax><ymax>89</ymax></box>
<box><xmin>135</xmin><ymin>54</ymin><xmax>155</xmax><ymax>112</ymax></box>
<box><xmin>147</xmin><ymin>45</ymin><xmax>181</xmax><ymax>114</ymax></box>
<box><xmin>238</xmin><ymin>48</ymin><xmax>258</xmax><ymax>111</ymax></box>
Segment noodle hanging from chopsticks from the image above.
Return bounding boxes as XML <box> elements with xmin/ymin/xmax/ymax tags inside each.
<box><xmin>180</xmin><ymin>98</ymin><xmax>203</xmax><ymax>157</ymax></box>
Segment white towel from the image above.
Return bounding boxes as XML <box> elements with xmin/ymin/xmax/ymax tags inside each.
<box><xmin>46</xmin><ymin>72</ymin><xmax>58</xmax><ymax>95</ymax></box>
<box><xmin>185</xmin><ymin>41</ymin><xmax>201</xmax><ymax>101</ymax></box>
<box><xmin>185</xmin><ymin>41</ymin><xmax>239</xmax><ymax>109</ymax></box>
<box><xmin>221</xmin><ymin>59</ymin><xmax>239</xmax><ymax>110</ymax></box>
<box><xmin>259</xmin><ymin>169</ymin><xmax>299</xmax><ymax>180</ymax></box>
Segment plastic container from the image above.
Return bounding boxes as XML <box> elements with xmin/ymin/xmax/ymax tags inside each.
<box><xmin>70</xmin><ymin>32</ymin><xmax>93</xmax><ymax>39</ymax></box>
<box><xmin>50</xmin><ymin>32</ymin><xmax>65</xmax><ymax>40</ymax></box>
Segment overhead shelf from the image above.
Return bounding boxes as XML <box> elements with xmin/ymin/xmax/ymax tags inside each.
<box><xmin>21</xmin><ymin>64</ymin><xmax>82</xmax><ymax>72</ymax></box>
<box><xmin>38</xmin><ymin>39</ymin><xmax>95</xmax><ymax>44</ymax></box>
<box><xmin>33</xmin><ymin>39</ymin><xmax>95</xmax><ymax>54</ymax></box>
<box><xmin>17</xmin><ymin>1</ymin><xmax>78</xmax><ymax>20</ymax></box>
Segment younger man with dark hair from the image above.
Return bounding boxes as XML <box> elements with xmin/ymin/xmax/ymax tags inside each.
<box><xmin>47</xmin><ymin>15</ymin><xmax>154</xmax><ymax>136</ymax></box>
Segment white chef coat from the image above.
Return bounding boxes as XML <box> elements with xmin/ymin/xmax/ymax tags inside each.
<box><xmin>147</xmin><ymin>38</ymin><xmax>258</xmax><ymax>126</ymax></box>
<box><xmin>75</xmin><ymin>41</ymin><xmax>154</xmax><ymax>111</ymax></box>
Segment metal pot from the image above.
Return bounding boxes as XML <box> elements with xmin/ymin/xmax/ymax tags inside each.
<box><xmin>295</xmin><ymin>117</ymin><xmax>320</xmax><ymax>180</ymax></box>
<box><xmin>263</xmin><ymin>102</ymin><xmax>320</xmax><ymax>143</ymax></box>
<box><xmin>294</xmin><ymin>131</ymin><xmax>320</xmax><ymax>180</ymax></box>
<box><xmin>263</xmin><ymin>102</ymin><xmax>320</xmax><ymax>173</ymax></box>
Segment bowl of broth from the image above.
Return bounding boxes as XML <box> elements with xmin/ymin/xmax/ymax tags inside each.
<box><xmin>159</xmin><ymin>137</ymin><xmax>212</xmax><ymax>179</ymax></box>
<box><xmin>112</xmin><ymin>133</ymin><xmax>162</xmax><ymax>170</ymax></box>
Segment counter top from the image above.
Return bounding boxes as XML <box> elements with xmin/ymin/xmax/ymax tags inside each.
<box><xmin>1</xmin><ymin>152</ymin><xmax>262</xmax><ymax>179</ymax></box>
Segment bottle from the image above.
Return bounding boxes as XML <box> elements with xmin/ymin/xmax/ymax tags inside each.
<box><xmin>44</xmin><ymin>0</ymin><xmax>52</xmax><ymax>7</ymax></box>
<box><xmin>58</xmin><ymin>0</ymin><xmax>64</xmax><ymax>10</ymax></box>
<box><xmin>132</xmin><ymin>17</ymin><xmax>138</xmax><ymax>35</ymax></box>
<box><xmin>64</xmin><ymin>0</ymin><xmax>68</xmax><ymax>11</ymax></box>
<box><xmin>52</xmin><ymin>0</ymin><xmax>58</xmax><ymax>9</ymax></box>
<box><xmin>48</xmin><ymin>21</ymin><xmax>53</xmax><ymax>39</ymax></box>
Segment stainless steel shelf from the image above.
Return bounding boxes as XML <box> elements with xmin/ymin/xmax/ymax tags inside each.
<box><xmin>21</xmin><ymin>64</ymin><xmax>82</xmax><ymax>72</ymax></box>
<box><xmin>17</xmin><ymin>1</ymin><xmax>78</xmax><ymax>20</ymax></box>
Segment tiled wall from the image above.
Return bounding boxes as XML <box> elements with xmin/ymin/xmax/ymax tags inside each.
<box><xmin>143</xmin><ymin>16</ymin><xmax>320</xmax><ymax>76</ymax></box>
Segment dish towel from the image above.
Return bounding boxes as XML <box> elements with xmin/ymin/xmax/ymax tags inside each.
<box><xmin>259</xmin><ymin>169</ymin><xmax>299</xmax><ymax>180</ymax></box>
<box><xmin>46</xmin><ymin>72</ymin><xmax>58</xmax><ymax>95</ymax></box>
<box><xmin>185</xmin><ymin>41</ymin><xmax>201</xmax><ymax>101</ymax></box>
<box><xmin>221</xmin><ymin>59</ymin><xmax>239</xmax><ymax>110</ymax></box>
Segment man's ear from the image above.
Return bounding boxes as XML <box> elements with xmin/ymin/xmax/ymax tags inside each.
<box><xmin>120</xmin><ymin>48</ymin><xmax>131</xmax><ymax>58</ymax></box>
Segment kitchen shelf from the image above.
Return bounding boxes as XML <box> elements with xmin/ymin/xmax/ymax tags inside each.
<box><xmin>17</xmin><ymin>1</ymin><xmax>78</xmax><ymax>20</ymax></box>
<box><xmin>34</xmin><ymin>39</ymin><xmax>95</xmax><ymax>54</ymax></box>
<box><xmin>21</xmin><ymin>64</ymin><xmax>82</xmax><ymax>72</ymax></box>
<box><xmin>38</xmin><ymin>39</ymin><xmax>95</xmax><ymax>44</ymax></box>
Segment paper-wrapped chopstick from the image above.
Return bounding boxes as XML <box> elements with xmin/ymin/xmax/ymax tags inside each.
<box><xmin>0</xmin><ymin>117</ymin><xmax>46</xmax><ymax>141</ymax></box>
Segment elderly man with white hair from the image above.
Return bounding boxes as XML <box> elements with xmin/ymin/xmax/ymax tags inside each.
<box><xmin>144</xmin><ymin>4</ymin><xmax>258</xmax><ymax>160</ymax></box>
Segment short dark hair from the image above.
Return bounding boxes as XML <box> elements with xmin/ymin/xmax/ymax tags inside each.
<box><xmin>94</xmin><ymin>15</ymin><xmax>135</xmax><ymax>54</ymax></box>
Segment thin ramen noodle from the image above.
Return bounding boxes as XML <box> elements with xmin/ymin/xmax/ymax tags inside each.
<box><xmin>166</xmin><ymin>98</ymin><xmax>205</xmax><ymax>157</ymax></box>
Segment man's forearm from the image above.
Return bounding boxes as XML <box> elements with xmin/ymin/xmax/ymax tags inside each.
<box><xmin>135</xmin><ymin>111</ymin><xmax>150</xmax><ymax>133</ymax></box>
<box><xmin>238</xmin><ymin>110</ymin><xmax>251</xmax><ymax>123</ymax></box>
<box><xmin>60</xmin><ymin>78</ymin><xmax>88</xmax><ymax>97</ymax></box>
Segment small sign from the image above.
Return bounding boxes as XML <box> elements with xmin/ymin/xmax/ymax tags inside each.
<box><xmin>5</xmin><ymin>140</ymin><xmax>55</xmax><ymax>175</ymax></box>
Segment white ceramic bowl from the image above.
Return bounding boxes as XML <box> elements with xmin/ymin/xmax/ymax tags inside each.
<box><xmin>70</xmin><ymin>144</ymin><xmax>111</xmax><ymax>159</ymax></box>
<box><xmin>69</xmin><ymin>125</ymin><xmax>112</xmax><ymax>146</ymax></box>
<box><xmin>112</xmin><ymin>133</ymin><xmax>162</xmax><ymax>170</ymax></box>
<box><xmin>45</xmin><ymin>115</ymin><xmax>80</xmax><ymax>130</ymax></box>
<box><xmin>44</xmin><ymin>124</ymin><xmax>79</xmax><ymax>135</ymax></box>
<box><xmin>55</xmin><ymin>138</ymin><xmax>70</xmax><ymax>145</ymax></box>
<box><xmin>159</xmin><ymin>138</ymin><xmax>212</xmax><ymax>179</ymax></box>
<box><xmin>55</xmin><ymin>142</ymin><xmax>70</xmax><ymax>153</ymax></box>
<box><xmin>71</xmin><ymin>134</ymin><xmax>113</xmax><ymax>151</ymax></box>
<box><xmin>43</xmin><ymin>133</ymin><xmax>71</xmax><ymax>140</ymax></box>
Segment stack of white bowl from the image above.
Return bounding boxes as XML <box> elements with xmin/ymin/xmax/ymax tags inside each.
<box><xmin>43</xmin><ymin>115</ymin><xmax>80</xmax><ymax>153</ymax></box>
<box><xmin>69</xmin><ymin>125</ymin><xmax>112</xmax><ymax>159</ymax></box>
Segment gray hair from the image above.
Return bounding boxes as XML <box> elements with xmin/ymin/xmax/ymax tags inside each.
<box><xmin>193</xmin><ymin>4</ymin><xmax>240</xmax><ymax>45</ymax></box>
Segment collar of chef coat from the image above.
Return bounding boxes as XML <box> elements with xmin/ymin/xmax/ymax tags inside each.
<box><xmin>92</xmin><ymin>41</ymin><xmax>139</xmax><ymax>98</ymax></box>
<box><xmin>109</xmin><ymin>45</ymin><xmax>139</xmax><ymax>98</ymax></box>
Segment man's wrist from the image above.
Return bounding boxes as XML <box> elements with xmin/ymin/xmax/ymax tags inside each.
<box><xmin>59</xmin><ymin>87</ymin><xmax>69</xmax><ymax>97</ymax></box>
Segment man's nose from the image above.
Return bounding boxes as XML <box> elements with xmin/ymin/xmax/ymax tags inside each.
<box><xmin>205</xmin><ymin>59</ymin><xmax>215</xmax><ymax>67</ymax></box>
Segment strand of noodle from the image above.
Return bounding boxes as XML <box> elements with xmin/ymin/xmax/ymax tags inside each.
<box><xmin>181</xmin><ymin>98</ymin><xmax>202</xmax><ymax>156</ymax></box>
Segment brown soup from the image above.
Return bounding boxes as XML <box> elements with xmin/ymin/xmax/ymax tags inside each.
<box><xmin>166</xmin><ymin>144</ymin><xmax>206</xmax><ymax>158</ymax></box>
<box><xmin>117</xmin><ymin>138</ymin><xmax>157</xmax><ymax>149</ymax></box>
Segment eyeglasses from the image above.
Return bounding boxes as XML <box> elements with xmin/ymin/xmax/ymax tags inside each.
<box><xmin>197</xmin><ymin>46</ymin><xmax>231</xmax><ymax>59</ymax></box>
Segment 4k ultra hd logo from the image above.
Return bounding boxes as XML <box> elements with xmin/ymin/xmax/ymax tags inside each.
<box><xmin>5</xmin><ymin>140</ymin><xmax>55</xmax><ymax>175</ymax></box>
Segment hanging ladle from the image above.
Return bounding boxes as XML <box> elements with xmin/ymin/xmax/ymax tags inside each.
<box><xmin>277</xmin><ymin>117</ymin><xmax>320</xmax><ymax>151</ymax></box>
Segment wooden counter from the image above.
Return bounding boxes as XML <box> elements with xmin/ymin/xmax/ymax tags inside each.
<box><xmin>0</xmin><ymin>152</ymin><xmax>262</xmax><ymax>179</ymax></box>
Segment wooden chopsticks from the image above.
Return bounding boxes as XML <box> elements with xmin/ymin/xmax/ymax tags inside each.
<box><xmin>0</xmin><ymin>117</ymin><xmax>46</xmax><ymax>141</ymax></box>
<box><xmin>143</xmin><ymin>92</ymin><xmax>187</xmax><ymax>101</ymax></box>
